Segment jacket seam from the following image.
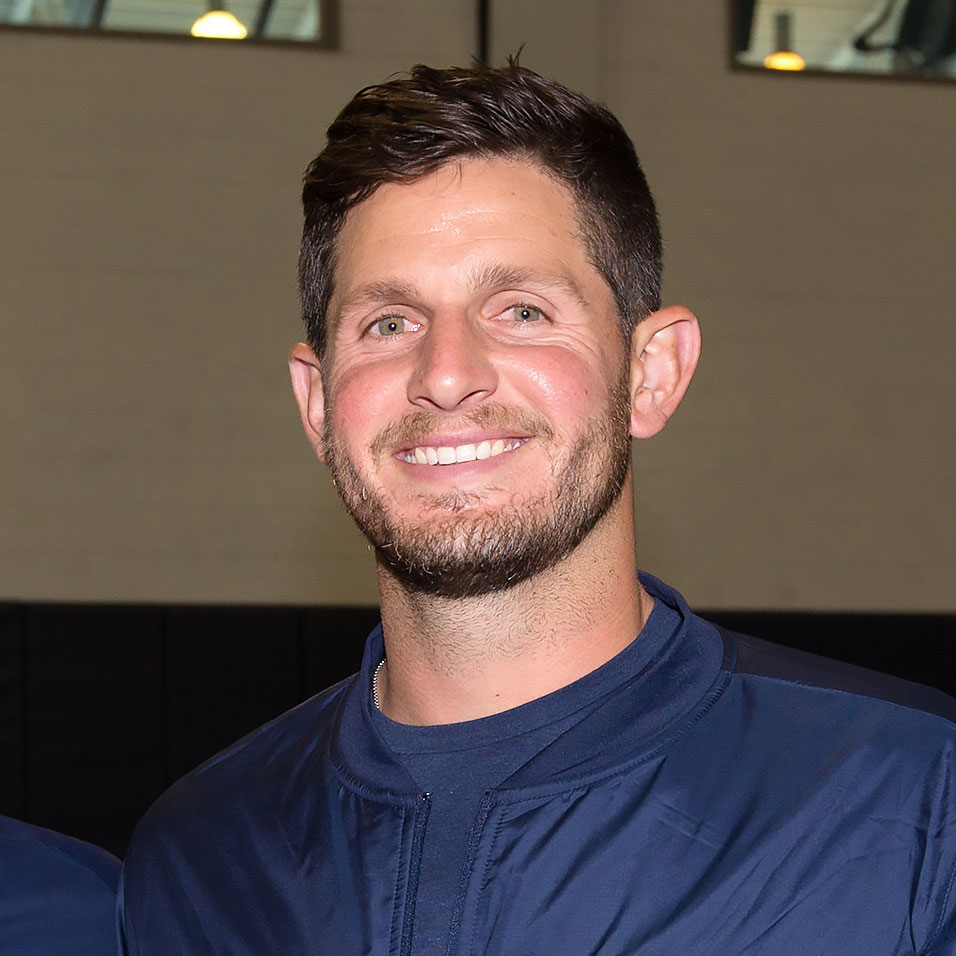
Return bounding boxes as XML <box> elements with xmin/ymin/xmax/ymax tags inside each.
<box><xmin>737</xmin><ymin>672</ymin><xmax>956</xmax><ymax>733</ymax></box>
<box><xmin>446</xmin><ymin>793</ymin><xmax>495</xmax><ymax>956</ymax></box>
<box><xmin>462</xmin><ymin>804</ymin><xmax>504</xmax><ymax>956</ymax></box>
<box><xmin>389</xmin><ymin>807</ymin><xmax>408</xmax><ymax>956</ymax></box>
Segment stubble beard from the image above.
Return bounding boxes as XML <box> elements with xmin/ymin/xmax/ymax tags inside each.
<box><xmin>322</xmin><ymin>374</ymin><xmax>633</xmax><ymax>599</ymax></box>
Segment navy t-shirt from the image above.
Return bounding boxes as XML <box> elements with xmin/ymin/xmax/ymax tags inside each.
<box><xmin>0</xmin><ymin>815</ymin><xmax>119</xmax><ymax>956</ymax></box>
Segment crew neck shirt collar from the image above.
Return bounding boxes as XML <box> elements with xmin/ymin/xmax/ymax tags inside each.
<box><xmin>371</xmin><ymin>595</ymin><xmax>676</xmax><ymax>754</ymax></box>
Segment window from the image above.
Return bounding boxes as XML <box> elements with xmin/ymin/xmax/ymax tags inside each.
<box><xmin>0</xmin><ymin>0</ymin><xmax>336</xmax><ymax>44</ymax></box>
<box><xmin>733</xmin><ymin>0</ymin><xmax>956</xmax><ymax>80</ymax></box>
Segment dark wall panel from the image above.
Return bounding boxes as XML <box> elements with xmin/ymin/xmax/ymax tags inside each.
<box><xmin>24</xmin><ymin>605</ymin><xmax>164</xmax><ymax>856</ymax></box>
<box><xmin>706</xmin><ymin>610</ymin><xmax>956</xmax><ymax>697</ymax></box>
<box><xmin>302</xmin><ymin>607</ymin><xmax>379</xmax><ymax>699</ymax></box>
<box><xmin>0</xmin><ymin>605</ymin><xmax>24</xmax><ymax>816</ymax></box>
<box><xmin>166</xmin><ymin>607</ymin><xmax>302</xmax><ymax>781</ymax></box>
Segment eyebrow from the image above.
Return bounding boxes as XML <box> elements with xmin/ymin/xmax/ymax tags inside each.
<box><xmin>337</xmin><ymin>264</ymin><xmax>589</xmax><ymax>318</ymax></box>
<box><xmin>336</xmin><ymin>279</ymin><xmax>422</xmax><ymax>315</ymax></box>
<box><xmin>467</xmin><ymin>264</ymin><xmax>590</xmax><ymax>310</ymax></box>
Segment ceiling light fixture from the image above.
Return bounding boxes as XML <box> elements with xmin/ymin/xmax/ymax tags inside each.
<box><xmin>764</xmin><ymin>11</ymin><xmax>806</xmax><ymax>70</ymax></box>
<box><xmin>191</xmin><ymin>3</ymin><xmax>248</xmax><ymax>39</ymax></box>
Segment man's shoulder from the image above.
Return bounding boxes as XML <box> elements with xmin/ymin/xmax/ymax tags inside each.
<box><xmin>131</xmin><ymin>674</ymin><xmax>355</xmax><ymax>843</ymax></box>
<box><xmin>119</xmin><ymin>674</ymin><xmax>362</xmax><ymax>951</ymax></box>
<box><xmin>720</xmin><ymin>624</ymin><xmax>956</xmax><ymax>727</ymax></box>
<box><xmin>0</xmin><ymin>814</ymin><xmax>120</xmax><ymax>888</ymax></box>
<box><xmin>0</xmin><ymin>816</ymin><xmax>120</xmax><ymax>955</ymax></box>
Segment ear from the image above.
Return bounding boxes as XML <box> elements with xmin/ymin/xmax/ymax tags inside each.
<box><xmin>628</xmin><ymin>305</ymin><xmax>701</xmax><ymax>439</ymax></box>
<box><xmin>288</xmin><ymin>343</ymin><xmax>327</xmax><ymax>461</ymax></box>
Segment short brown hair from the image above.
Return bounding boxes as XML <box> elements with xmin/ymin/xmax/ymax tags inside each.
<box><xmin>299</xmin><ymin>62</ymin><xmax>662</xmax><ymax>357</ymax></box>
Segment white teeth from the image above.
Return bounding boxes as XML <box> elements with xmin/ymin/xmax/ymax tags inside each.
<box><xmin>403</xmin><ymin>438</ymin><xmax>525</xmax><ymax>465</ymax></box>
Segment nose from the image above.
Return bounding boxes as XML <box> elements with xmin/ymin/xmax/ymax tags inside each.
<box><xmin>407</xmin><ymin>312</ymin><xmax>498</xmax><ymax>411</ymax></box>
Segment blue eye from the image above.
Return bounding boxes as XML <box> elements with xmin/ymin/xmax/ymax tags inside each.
<box><xmin>375</xmin><ymin>315</ymin><xmax>408</xmax><ymax>336</ymax></box>
<box><xmin>512</xmin><ymin>304</ymin><xmax>543</xmax><ymax>322</ymax></box>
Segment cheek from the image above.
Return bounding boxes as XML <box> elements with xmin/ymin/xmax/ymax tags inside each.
<box><xmin>326</xmin><ymin>364</ymin><xmax>403</xmax><ymax>446</ymax></box>
<box><xmin>505</xmin><ymin>349</ymin><xmax>609</xmax><ymax>419</ymax></box>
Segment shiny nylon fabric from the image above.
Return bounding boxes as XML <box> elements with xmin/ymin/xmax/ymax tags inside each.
<box><xmin>0</xmin><ymin>816</ymin><xmax>119</xmax><ymax>956</ymax></box>
<box><xmin>121</xmin><ymin>576</ymin><xmax>956</xmax><ymax>955</ymax></box>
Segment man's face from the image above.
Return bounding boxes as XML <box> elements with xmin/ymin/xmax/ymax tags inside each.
<box><xmin>318</xmin><ymin>158</ymin><xmax>633</xmax><ymax>597</ymax></box>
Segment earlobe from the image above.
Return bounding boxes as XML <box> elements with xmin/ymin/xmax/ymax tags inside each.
<box><xmin>288</xmin><ymin>343</ymin><xmax>327</xmax><ymax>460</ymax></box>
<box><xmin>628</xmin><ymin>305</ymin><xmax>701</xmax><ymax>439</ymax></box>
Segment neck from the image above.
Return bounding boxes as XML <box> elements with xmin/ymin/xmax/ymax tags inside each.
<box><xmin>374</xmin><ymin>491</ymin><xmax>650</xmax><ymax>725</ymax></box>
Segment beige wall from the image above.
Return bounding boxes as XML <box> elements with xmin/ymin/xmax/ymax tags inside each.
<box><xmin>492</xmin><ymin>3</ymin><xmax>956</xmax><ymax>612</ymax></box>
<box><xmin>2</xmin><ymin>0</ymin><xmax>953</xmax><ymax>610</ymax></box>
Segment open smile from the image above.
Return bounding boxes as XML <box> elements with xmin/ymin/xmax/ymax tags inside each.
<box><xmin>400</xmin><ymin>438</ymin><xmax>529</xmax><ymax>465</ymax></box>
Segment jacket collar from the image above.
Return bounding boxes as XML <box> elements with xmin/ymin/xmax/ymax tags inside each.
<box><xmin>329</xmin><ymin>574</ymin><xmax>728</xmax><ymax>801</ymax></box>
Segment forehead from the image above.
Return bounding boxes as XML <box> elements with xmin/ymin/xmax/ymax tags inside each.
<box><xmin>349</xmin><ymin>156</ymin><xmax>581</xmax><ymax>232</ymax></box>
<box><xmin>330</xmin><ymin>158</ymin><xmax>603</xmax><ymax>309</ymax></box>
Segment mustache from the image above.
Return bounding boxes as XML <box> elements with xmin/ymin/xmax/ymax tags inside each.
<box><xmin>369</xmin><ymin>403</ymin><xmax>555</xmax><ymax>457</ymax></box>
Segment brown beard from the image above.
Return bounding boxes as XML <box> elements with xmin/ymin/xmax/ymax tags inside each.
<box><xmin>322</xmin><ymin>373</ymin><xmax>633</xmax><ymax>598</ymax></box>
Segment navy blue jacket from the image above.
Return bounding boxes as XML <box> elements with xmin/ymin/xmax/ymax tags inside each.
<box><xmin>121</xmin><ymin>577</ymin><xmax>956</xmax><ymax>954</ymax></box>
<box><xmin>0</xmin><ymin>815</ymin><xmax>120</xmax><ymax>956</ymax></box>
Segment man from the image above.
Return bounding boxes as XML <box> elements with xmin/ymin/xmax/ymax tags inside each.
<box><xmin>120</xmin><ymin>63</ymin><xmax>956</xmax><ymax>954</ymax></box>
<box><xmin>0</xmin><ymin>814</ymin><xmax>119</xmax><ymax>955</ymax></box>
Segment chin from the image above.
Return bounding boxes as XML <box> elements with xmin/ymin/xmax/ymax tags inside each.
<box><xmin>326</xmin><ymin>373</ymin><xmax>634</xmax><ymax>599</ymax></box>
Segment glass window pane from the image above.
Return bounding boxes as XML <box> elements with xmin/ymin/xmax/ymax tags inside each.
<box><xmin>733</xmin><ymin>0</ymin><xmax>956</xmax><ymax>80</ymax></box>
<box><xmin>1</xmin><ymin>0</ymin><xmax>328</xmax><ymax>43</ymax></box>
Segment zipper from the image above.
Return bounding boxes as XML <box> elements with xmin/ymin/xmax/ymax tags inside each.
<box><xmin>398</xmin><ymin>793</ymin><xmax>431</xmax><ymax>956</ymax></box>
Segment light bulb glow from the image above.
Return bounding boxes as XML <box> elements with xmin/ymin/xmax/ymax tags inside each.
<box><xmin>763</xmin><ymin>50</ymin><xmax>806</xmax><ymax>71</ymax></box>
<box><xmin>191</xmin><ymin>9</ymin><xmax>247</xmax><ymax>39</ymax></box>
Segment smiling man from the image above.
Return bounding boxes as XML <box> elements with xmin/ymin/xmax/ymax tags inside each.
<box><xmin>289</xmin><ymin>155</ymin><xmax>683</xmax><ymax>726</ymax></box>
<box><xmin>120</xmin><ymin>64</ymin><xmax>956</xmax><ymax>955</ymax></box>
